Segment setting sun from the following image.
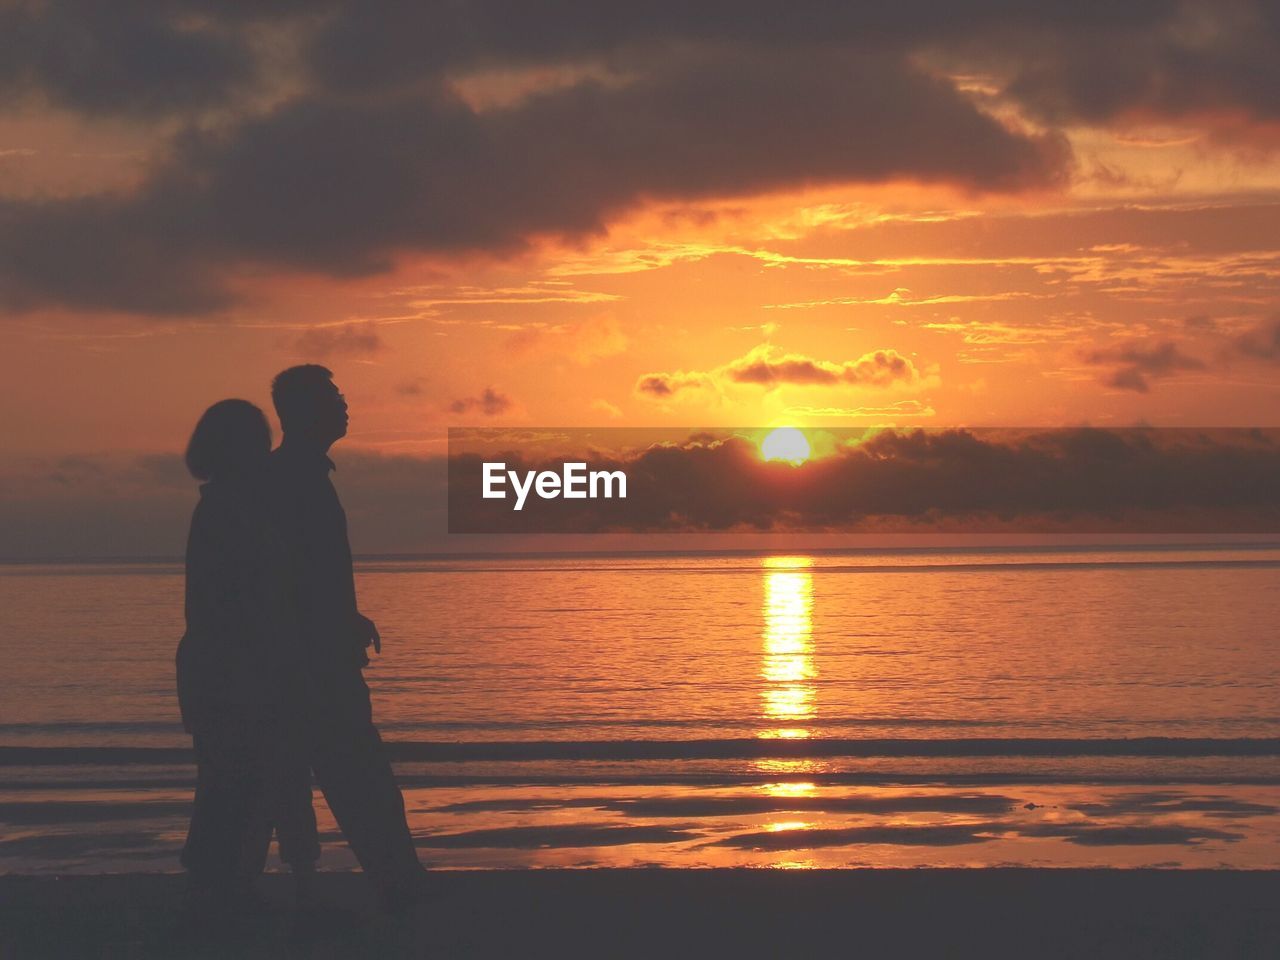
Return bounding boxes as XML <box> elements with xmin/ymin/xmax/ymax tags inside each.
<box><xmin>761</xmin><ymin>427</ymin><xmax>812</xmax><ymax>465</ymax></box>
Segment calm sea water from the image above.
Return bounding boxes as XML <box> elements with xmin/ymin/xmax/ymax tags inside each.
<box><xmin>2</xmin><ymin>547</ymin><xmax>1279</xmax><ymax>872</ymax></box>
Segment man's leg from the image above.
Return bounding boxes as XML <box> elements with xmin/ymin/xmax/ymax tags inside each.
<box><xmin>309</xmin><ymin>671</ymin><xmax>423</xmax><ymax>909</ymax></box>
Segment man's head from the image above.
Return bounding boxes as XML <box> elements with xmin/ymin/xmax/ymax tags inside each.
<box><xmin>271</xmin><ymin>364</ymin><xmax>348</xmax><ymax>448</ymax></box>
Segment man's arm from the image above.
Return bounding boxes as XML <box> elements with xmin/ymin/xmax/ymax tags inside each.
<box><xmin>354</xmin><ymin>611</ymin><xmax>381</xmax><ymax>655</ymax></box>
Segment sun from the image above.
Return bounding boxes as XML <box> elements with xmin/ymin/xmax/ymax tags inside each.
<box><xmin>761</xmin><ymin>427</ymin><xmax>811</xmax><ymax>465</ymax></box>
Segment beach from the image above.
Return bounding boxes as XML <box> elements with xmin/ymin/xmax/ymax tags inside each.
<box><xmin>4</xmin><ymin>550</ymin><xmax>1280</xmax><ymax>874</ymax></box>
<box><xmin>2</xmin><ymin>868</ymin><xmax>1278</xmax><ymax>958</ymax></box>
<box><xmin>3</xmin><ymin>550</ymin><xmax>1280</xmax><ymax>955</ymax></box>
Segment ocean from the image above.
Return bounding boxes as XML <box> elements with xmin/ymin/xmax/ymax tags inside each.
<box><xmin>2</xmin><ymin>547</ymin><xmax>1279</xmax><ymax>873</ymax></box>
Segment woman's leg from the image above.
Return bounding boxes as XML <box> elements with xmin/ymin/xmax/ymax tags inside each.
<box><xmin>181</xmin><ymin>726</ymin><xmax>269</xmax><ymax>904</ymax></box>
<box><xmin>273</xmin><ymin>763</ymin><xmax>320</xmax><ymax>875</ymax></box>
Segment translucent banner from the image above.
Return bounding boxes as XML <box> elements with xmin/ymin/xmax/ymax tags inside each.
<box><xmin>447</xmin><ymin>427</ymin><xmax>1280</xmax><ymax>534</ymax></box>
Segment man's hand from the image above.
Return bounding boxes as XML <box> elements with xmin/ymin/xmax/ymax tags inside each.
<box><xmin>354</xmin><ymin>612</ymin><xmax>382</xmax><ymax>655</ymax></box>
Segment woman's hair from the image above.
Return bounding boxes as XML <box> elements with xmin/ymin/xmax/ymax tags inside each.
<box><xmin>184</xmin><ymin>399</ymin><xmax>272</xmax><ymax>481</ymax></box>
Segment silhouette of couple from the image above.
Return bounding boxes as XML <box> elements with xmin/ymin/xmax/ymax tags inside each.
<box><xmin>176</xmin><ymin>365</ymin><xmax>424</xmax><ymax>919</ymax></box>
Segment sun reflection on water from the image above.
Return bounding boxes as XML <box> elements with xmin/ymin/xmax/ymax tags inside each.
<box><xmin>753</xmin><ymin>558</ymin><xmax>824</xmax><ymax>865</ymax></box>
<box><xmin>759</xmin><ymin>556</ymin><xmax>816</xmax><ymax>740</ymax></box>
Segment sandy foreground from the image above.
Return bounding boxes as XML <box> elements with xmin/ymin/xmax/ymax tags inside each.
<box><xmin>1</xmin><ymin>869</ymin><xmax>1277</xmax><ymax>959</ymax></box>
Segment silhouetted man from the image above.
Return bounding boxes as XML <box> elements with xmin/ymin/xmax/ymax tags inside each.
<box><xmin>268</xmin><ymin>364</ymin><xmax>424</xmax><ymax>914</ymax></box>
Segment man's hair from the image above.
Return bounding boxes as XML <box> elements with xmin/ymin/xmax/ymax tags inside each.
<box><xmin>185</xmin><ymin>399</ymin><xmax>271</xmax><ymax>481</ymax></box>
<box><xmin>271</xmin><ymin>364</ymin><xmax>335</xmax><ymax>430</ymax></box>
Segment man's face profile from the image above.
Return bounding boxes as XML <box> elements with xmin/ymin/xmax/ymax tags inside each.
<box><xmin>319</xmin><ymin>381</ymin><xmax>349</xmax><ymax>443</ymax></box>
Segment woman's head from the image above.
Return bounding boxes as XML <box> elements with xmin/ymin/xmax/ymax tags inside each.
<box><xmin>185</xmin><ymin>399</ymin><xmax>272</xmax><ymax>481</ymax></box>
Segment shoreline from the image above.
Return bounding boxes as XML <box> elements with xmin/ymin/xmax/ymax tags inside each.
<box><xmin>3</xmin><ymin>868</ymin><xmax>1277</xmax><ymax>958</ymax></box>
<box><xmin>5</xmin><ymin>538</ymin><xmax>1280</xmax><ymax>567</ymax></box>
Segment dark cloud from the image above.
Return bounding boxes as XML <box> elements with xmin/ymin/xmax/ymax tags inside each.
<box><xmin>636</xmin><ymin>372</ymin><xmax>713</xmax><ymax>399</ymax></box>
<box><xmin>300</xmin><ymin>1</ymin><xmax>1182</xmax><ymax>94</ymax></box>
<box><xmin>7</xmin><ymin>430</ymin><xmax>1280</xmax><ymax>559</ymax></box>
<box><xmin>2</xmin><ymin>1</ymin><xmax>1269</xmax><ymax>321</ymax></box>
<box><xmin>14</xmin><ymin>0</ymin><xmax>1262</xmax><ymax>143</ymax></box>
<box><xmin>10</xmin><ymin>2</ymin><xmax>1275</xmax><ymax>319</ymax></box>
<box><xmin>0</xmin><ymin>452</ymin><xmax>194</xmax><ymax>559</ymax></box>
<box><xmin>0</xmin><ymin>1</ymin><xmax>256</xmax><ymax>118</ymax></box>
<box><xmin>0</xmin><ymin>46</ymin><xmax>1067</xmax><ymax>314</ymax></box>
<box><xmin>292</xmin><ymin>322</ymin><xmax>385</xmax><ymax>358</ymax></box>
<box><xmin>449</xmin><ymin>387</ymin><xmax>513</xmax><ymax>416</ymax></box>
<box><xmin>0</xmin><ymin>449</ymin><xmax>448</xmax><ymax>559</ymax></box>
<box><xmin>0</xmin><ymin>0</ymin><xmax>1188</xmax><ymax>121</ymax></box>
<box><xmin>637</xmin><ymin>347</ymin><xmax>922</xmax><ymax>399</ymax></box>
<box><xmin>1234</xmin><ymin>315</ymin><xmax>1280</xmax><ymax>361</ymax></box>
<box><xmin>1080</xmin><ymin>340</ymin><xmax>1206</xmax><ymax>393</ymax></box>
<box><xmin>328</xmin><ymin>451</ymin><xmax>449</xmax><ymax>553</ymax></box>
<box><xmin>727</xmin><ymin>348</ymin><xmax>920</xmax><ymax>389</ymax></box>
<box><xmin>986</xmin><ymin>2</ymin><xmax>1280</xmax><ymax>133</ymax></box>
<box><xmin>0</xmin><ymin>193</ymin><xmax>233</xmax><ymax>316</ymax></box>
<box><xmin>449</xmin><ymin>427</ymin><xmax>1280</xmax><ymax>533</ymax></box>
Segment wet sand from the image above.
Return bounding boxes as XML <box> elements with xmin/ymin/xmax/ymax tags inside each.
<box><xmin>2</xmin><ymin>868</ymin><xmax>1277</xmax><ymax>958</ymax></box>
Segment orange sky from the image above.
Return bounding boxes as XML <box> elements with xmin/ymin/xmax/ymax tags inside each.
<box><xmin>4</xmin><ymin>138</ymin><xmax>1279</xmax><ymax>461</ymax></box>
<box><xmin>1</xmin><ymin>3</ymin><xmax>1279</xmax><ymax>554</ymax></box>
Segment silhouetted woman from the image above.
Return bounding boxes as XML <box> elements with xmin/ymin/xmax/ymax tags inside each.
<box><xmin>177</xmin><ymin>399</ymin><xmax>318</xmax><ymax>916</ymax></box>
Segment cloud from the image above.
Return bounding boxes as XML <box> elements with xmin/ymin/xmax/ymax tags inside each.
<box><xmin>785</xmin><ymin>400</ymin><xmax>936</xmax><ymax>418</ymax></box>
<box><xmin>7</xmin><ymin>428</ymin><xmax>1280</xmax><ymax>557</ymax></box>
<box><xmin>1080</xmin><ymin>340</ymin><xmax>1206</xmax><ymax>393</ymax></box>
<box><xmin>292</xmin><ymin>322</ymin><xmax>385</xmax><ymax>358</ymax></box>
<box><xmin>0</xmin><ymin>1</ymin><xmax>256</xmax><ymax>118</ymax></box>
<box><xmin>726</xmin><ymin>346</ymin><xmax>920</xmax><ymax>390</ymax></box>
<box><xmin>1233</xmin><ymin>315</ymin><xmax>1280</xmax><ymax>361</ymax></box>
<box><xmin>0</xmin><ymin>452</ymin><xmax>197</xmax><ymax>559</ymax></box>
<box><xmin>0</xmin><ymin>448</ymin><xmax>450</xmax><ymax>559</ymax></box>
<box><xmin>590</xmin><ymin>399</ymin><xmax>624</xmax><ymax>419</ymax></box>
<box><xmin>0</xmin><ymin>193</ymin><xmax>233</xmax><ymax>315</ymax></box>
<box><xmin>0</xmin><ymin>42</ymin><xmax>1068</xmax><ymax>315</ymax></box>
<box><xmin>22</xmin><ymin>0</ymin><xmax>1261</xmax><ymax>148</ymax></box>
<box><xmin>449</xmin><ymin>387</ymin><xmax>513</xmax><ymax>416</ymax></box>
<box><xmin>506</xmin><ymin>314</ymin><xmax>628</xmax><ymax>364</ymax></box>
<box><xmin>298</xmin><ymin>2</ymin><xmax>1180</xmax><ymax>94</ymax></box>
<box><xmin>637</xmin><ymin>345</ymin><xmax>922</xmax><ymax>401</ymax></box>
<box><xmin>448</xmin><ymin>427</ymin><xmax>1280</xmax><ymax>533</ymax></box>
<box><xmin>981</xmin><ymin>2</ymin><xmax>1280</xmax><ymax>141</ymax></box>
<box><xmin>635</xmin><ymin>371</ymin><xmax>718</xmax><ymax>400</ymax></box>
<box><xmin>0</xmin><ymin>7</ymin><xmax>1248</xmax><ymax>334</ymax></box>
